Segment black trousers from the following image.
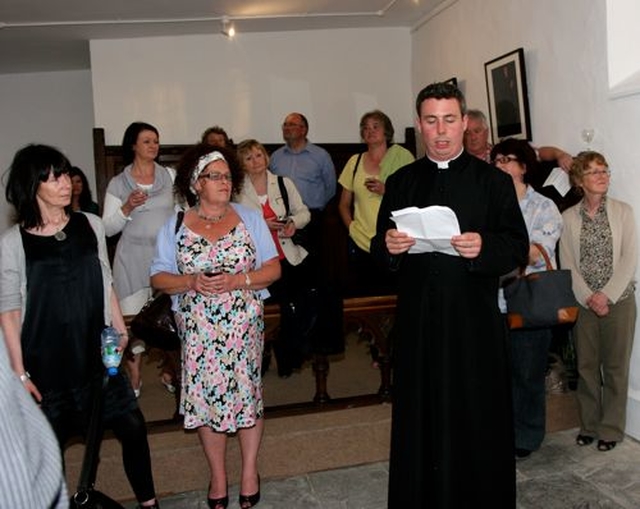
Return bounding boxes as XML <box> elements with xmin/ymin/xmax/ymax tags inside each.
<box><xmin>45</xmin><ymin>378</ymin><xmax>156</xmax><ymax>503</ymax></box>
<box><xmin>267</xmin><ymin>256</ymin><xmax>316</xmax><ymax>375</ymax></box>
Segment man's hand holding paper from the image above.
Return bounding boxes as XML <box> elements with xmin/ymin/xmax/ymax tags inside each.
<box><xmin>390</xmin><ymin>205</ymin><xmax>462</xmax><ymax>256</ymax></box>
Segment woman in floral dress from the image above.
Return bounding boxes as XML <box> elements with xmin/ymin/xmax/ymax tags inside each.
<box><xmin>151</xmin><ymin>144</ymin><xmax>280</xmax><ymax>509</ymax></box>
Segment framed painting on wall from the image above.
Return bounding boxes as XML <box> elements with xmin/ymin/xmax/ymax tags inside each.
<box><xmin>484</xmin><ymin>48</ymin><xmax>531</xmax><ymax>143</ymax></box>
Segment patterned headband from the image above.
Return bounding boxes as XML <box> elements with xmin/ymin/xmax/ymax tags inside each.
<box><xmin>190</xmin><ymin>151</ymin><xmax>226</xmax><ymax>193</ymax></box>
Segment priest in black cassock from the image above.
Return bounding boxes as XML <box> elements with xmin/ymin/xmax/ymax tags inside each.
<box><xmin>371</xmin><ymin>82</ymin><xmax>529</xmax><ymax>508</ymax></box>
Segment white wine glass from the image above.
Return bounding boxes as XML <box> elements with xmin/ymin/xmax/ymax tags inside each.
<box><xmin>581</xmin><ymin>129</ymin><xmax>595</xmax><ymax>149</ymax></box>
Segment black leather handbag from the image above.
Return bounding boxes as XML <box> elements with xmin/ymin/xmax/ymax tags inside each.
<box><xmin>130</xmin><ymin>293</ymin><xmax>180</xmax><ymax>351</ymax></box>
<box><xmin>129</xmin><ymin>211</ymin><xmax>183</xmax><ymax>351</ymax></box>
<box><xmin>504</xmin><ymin>243</ymin><xmax>579</xmax><ymax>329</ymax></box>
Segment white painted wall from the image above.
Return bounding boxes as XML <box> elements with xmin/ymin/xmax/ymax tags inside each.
<box><xmin>412</xmin><ymin>0</ymin><xmax>640</xmax><ymax>439</ymax></box>
<box><xmin>90</xmin><ymin>28</ymin><xmax>414</xmax><ymax>146</ymax></box>
<box><xmin>0</xmin><ymin>70</ymin><xmax>95</xmax><ymax>232</ymax></box>
<box><xmin>606</xmin><ymin>0</ymin><xmax>640</xmax><ymax>94</ymax></box>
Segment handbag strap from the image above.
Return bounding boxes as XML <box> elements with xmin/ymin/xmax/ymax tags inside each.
<box><xmin>175</xmin><ymin>210</ymin><xmax>184</xmax><ymax>233</ymax></box>
<box><xmin>532</xmin><ymin>242</ymin><xmax>553</xmax><ymax>270</ymax></box>
<box><xmin>277</xmin><ymin>176</ymin><xmax>291</xmax><ymax>216</ymax></box>
<box><xmin>351</xmin><ymin>152</ymin><xmax>364</xmax><ymax>188</ymax></box>
<box><xmin>73</xmin><ymin>375</ymin><xmax>108</xmax><ymax>498</ymax></box>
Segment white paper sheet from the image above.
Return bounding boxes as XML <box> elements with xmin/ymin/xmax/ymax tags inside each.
<box><xmin>543</xmin><ymin>167</ymin><xmax>571</xmax><ymax>197</ymax></box>
<box><xmin>390</xmin><ymin>205</ymin><xmax>461</xmax><ymax>256</ymax></box>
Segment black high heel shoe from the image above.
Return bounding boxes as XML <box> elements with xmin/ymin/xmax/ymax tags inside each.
<box><xmin>207</xmin><ymin>494</ymin><xmax>228</xmax><ymax>509</ymax></box>
<box><xmin>207</xmin><ymin>483</ymin><xmax>228</xmax><ymax>509</ymax></box>
<box><xmin>239</xmin><ymin>476</ymin><xmax>261</xmax><ymax>508</ymax></box>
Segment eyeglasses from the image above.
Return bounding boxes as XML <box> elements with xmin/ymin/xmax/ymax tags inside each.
<box><xmin>583</xmin><ymin>169</ymin><xmax>611</xmax><ymax>177</ymax></box>
<box><xmin>492</xmin><ymin>155</ymin><xmax>519</xmax><ymax>165</ymax></box>
<box><xmin>198</xmin><ymin>172</ymin><xmax>232</xmax><ymax>182</ymax></box>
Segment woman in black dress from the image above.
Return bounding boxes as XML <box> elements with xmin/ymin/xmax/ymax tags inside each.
<box><xmin>0</xmin><ymin>144</ymin><xmax>160</xmax><ymax>508</ymax></box>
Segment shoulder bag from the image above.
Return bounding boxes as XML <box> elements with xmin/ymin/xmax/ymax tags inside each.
<box><xmin>504</xmin><ymin>242</ymin><xmax>579</xmax><ymax>329</ymax></box>
<box><xmin>129</xmin><ymin>211</ymin><xmax>184</xmax><ymax>351</ymax></box>
<box><xmin>277</xmin><ymin>176</ymin><xmax>310</xmax><ymax>249</ymax></box>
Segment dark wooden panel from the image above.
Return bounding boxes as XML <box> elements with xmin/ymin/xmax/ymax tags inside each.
<box><xmin>93</xmin><ymin>127</ymin><xmax>416</xmax><ymax>293</ymax></box>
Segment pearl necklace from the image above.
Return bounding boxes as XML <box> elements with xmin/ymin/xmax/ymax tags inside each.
<box><xmin>196</xmin><ymin>205</ymin><xmax>228</xmax><ymax>229</ymax></box>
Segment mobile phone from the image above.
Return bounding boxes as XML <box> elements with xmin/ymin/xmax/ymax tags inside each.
<box><xmin>204</xmin><ymin>271</ymin><xmax>221</xmax><ymax>277</ymax></box>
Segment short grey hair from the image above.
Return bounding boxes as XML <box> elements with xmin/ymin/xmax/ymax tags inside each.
<box><xmin>466</xmin><ymin>109</ymin><xmax>488</xmax><ymax>127</ymax></box>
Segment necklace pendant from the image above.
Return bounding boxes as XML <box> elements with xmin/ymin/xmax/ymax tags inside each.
<box><xmin>196</xmin><ymin>204</ymin><xmax>228</xmax><ymax>225</ymax></box>
<box><xmin>54</xmin><ymin>230</ymin><xmax>67</xmax><ymax>242</ymax></box>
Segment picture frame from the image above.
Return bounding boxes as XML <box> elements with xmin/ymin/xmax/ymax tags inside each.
<box><xmin>444</xmin><ymin>77</ymin><xmax>458</xmax><ymax>87</ymax></box>
<box><xmin>484</xmin><ymin>48</ymin><xmax>531</xmax><ymax>143</ymax></box>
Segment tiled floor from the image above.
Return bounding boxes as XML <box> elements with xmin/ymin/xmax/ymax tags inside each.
<box><xmin>127</xmin><ymin>427</ymin><xmax>640</xmax><ymax>509</ymax></box>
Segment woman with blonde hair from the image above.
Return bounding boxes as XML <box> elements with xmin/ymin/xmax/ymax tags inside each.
<box><xmin>235</xmin><ymin>139</ymin><xmax>312</xmax><ymax>377</ymax></box>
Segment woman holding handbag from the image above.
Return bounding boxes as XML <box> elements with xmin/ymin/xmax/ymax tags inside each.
<box><xmin>102</xmin><ymin>121</ymin><xmax>177</xmax><ymax>396</ymax></box>
<box><xmin>235</xmin><ymin>139</ymin><xmax>313</xmax><ymax>378</ymax></box>
<box><xmin>492</xmin><ymin>138</ymin><xmax>563</xmax><ymax>460</ymax></box>
<box><xmin>0</xmin><ymin>144</ymin><xmax>159</xmax><ymax>508</ymax></box>
<box><xmin>337</xmin><ymin>110</ymin><xmax>414</xmax><ymax>296</ymax></box>
<box><xmin>559</xmin><ymin>151</ymin><xmax>637</xmax><ymax>452</ymax></box>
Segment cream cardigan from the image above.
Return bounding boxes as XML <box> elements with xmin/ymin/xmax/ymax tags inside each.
<box><xmin>559</xmin><ymin>197</ymin><xmax>637</xmax><ymax>306</ymax></box>
<box><xmin>235</xmin><ymin>170</ymin><xmax>311</xmax><ymax>266</ymax></box>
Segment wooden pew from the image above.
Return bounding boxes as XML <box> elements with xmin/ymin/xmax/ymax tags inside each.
<box><xmin>263</xmin><ymin>295</ymin><xmax>396</xmax><ymax>418</ymax></box>
<box><xmin>125</xmin><ymin>294</ymin><xmax>396</xmax><ymax>424</ymax></box>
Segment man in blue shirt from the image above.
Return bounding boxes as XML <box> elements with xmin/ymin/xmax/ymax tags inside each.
<box><xmin>270</xmin><ymin>112</ymin><xmax>336</xmax><ymax>209</ymax></box>
<box><xmin>270</xmin><ymin>112</ymin><xmax>336</xmax><ymax>257</ymax></box>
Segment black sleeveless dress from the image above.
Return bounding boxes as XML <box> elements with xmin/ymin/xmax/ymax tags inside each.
<box><xmin>20</xmin><ymin>213</ymin><xmax>136</xmax><ymax>429</ymax></box>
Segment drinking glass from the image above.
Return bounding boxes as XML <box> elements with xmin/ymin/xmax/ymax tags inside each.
<box><xmin>581</xmin><ymin>128</ymin><xmax>595</xmax><ymax>149</ymax></box>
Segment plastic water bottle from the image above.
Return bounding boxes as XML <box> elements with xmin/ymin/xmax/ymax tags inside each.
<box><xmin>101</xmin><ymin>326</ymin><xmax>122</xmax><ymax>376</ymax></box>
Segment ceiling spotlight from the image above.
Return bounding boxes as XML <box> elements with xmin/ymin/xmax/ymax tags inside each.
<box><xmin>221</xmin><ymin>16</ymin><xmax>235</xmax><ymax>38</ymax></box>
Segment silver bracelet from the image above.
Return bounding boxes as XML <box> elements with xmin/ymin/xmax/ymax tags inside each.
<box><xmin>244</xmin><ymin>272</ymin><xmax>252</xmax><ymax>288</ymax></box>
<box><xmin>19</xmin><ymin>371</ymin><xmax>31</xmax><ymax>383</ymax></box>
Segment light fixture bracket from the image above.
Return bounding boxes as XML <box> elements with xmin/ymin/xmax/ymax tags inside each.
<box><xmin>221</xmin><ymin>15</ymin><xmax>235</xmax><ymax>38</ymax></box>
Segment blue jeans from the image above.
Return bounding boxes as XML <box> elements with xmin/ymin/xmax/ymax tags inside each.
<box><xmin>510</xmin><ymin>327</ymin><xmax>552</xmax><ymax>451</ymax></box>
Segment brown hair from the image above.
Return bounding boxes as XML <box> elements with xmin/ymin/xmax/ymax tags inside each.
<box><xmin>174</xmin><ymin>144</ymin><xmax>244</xmax><ymax>206</ymax></box>
<box><xmin>570</xmin><ymin>151</ymin><xmax>609</xmax><ymax>195</ymax></box>
<box><xmin>359</xmin><ymin>110</ymin><xmax>394</xmax><ymax>145</ymax></box>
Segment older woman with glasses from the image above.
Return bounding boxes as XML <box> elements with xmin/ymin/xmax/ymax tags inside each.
<box><xmin>150</xmin><ymin>144</ymin><xmax>280</xmax><ymax>509</ymax></box>
<box><xmin>559</xmin><ymin>151</ymin><xmax>637</xmax><ymax>453</ymax></box>
<box><xmin>491</xmin><ymin>138</ymin><xmax>563</xmax><ymax>460</ymax></box>
<box><xmin>0</xmin><ymin>144</ymin><xmax>159</xmax><ymax>508</ymax></box>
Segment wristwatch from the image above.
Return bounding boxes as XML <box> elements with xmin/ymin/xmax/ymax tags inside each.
<box><xmin>244</xmin><ymin>273</ymin><xmax>252</xmax><ymax>288</ymax></box>
<box><xmin>19</xmin><ymin>371</ymin><xmax>31</xmax><ymax>383</ymax></box>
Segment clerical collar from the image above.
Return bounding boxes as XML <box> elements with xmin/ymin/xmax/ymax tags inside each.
<box><xmin>428</xmin><ymin>148</ymin><xmax>464</xmax><ymax>169</ymax></box>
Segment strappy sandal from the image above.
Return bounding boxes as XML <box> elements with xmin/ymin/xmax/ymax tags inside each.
<box><xmin>576</xmin><ymin>434</ymin><xmax>594</xmax><ymax>446</ymax></box>
<box><xmin>597</xmin><ymin>440</ymin><xmax>617</xmax><ymax>451</ymax></box>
